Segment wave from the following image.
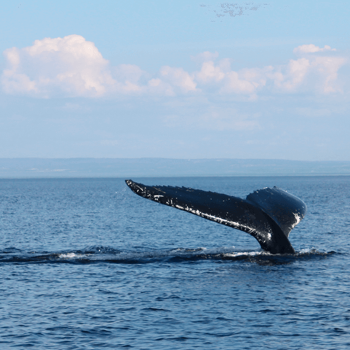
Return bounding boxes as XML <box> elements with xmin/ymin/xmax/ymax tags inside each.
<box><xmin>0</xmin><ymin>246</ymin><xmax>336</xmax><ymax>265</ymax></box>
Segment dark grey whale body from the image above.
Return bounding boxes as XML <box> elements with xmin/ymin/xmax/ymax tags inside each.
<box><xmin>125</xmin><ymin>180</ymin><xmax>307</xmax><ymax>254</ymax></box>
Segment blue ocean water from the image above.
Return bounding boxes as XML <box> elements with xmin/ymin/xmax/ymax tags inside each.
<box><xmin>0</xmin><ymin>176</ymin><xmax>350</xmax><ymax>349</ymax></box>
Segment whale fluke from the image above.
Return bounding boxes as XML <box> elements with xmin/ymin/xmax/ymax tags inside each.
<box><xmin>125</xmin><ymin>180</ymin><xmax>307</xmax><ymax>254</ymax></box>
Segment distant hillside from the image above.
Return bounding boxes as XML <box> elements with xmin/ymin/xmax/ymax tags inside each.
<box><xmin>0</xmin><ymin>158</ymin><xmax>350</xmax><ymax>178</ymax></box>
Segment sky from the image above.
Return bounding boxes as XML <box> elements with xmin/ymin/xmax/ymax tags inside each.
<box><xmin>1</xmin><ymin>0</ymin><xmax>349</xmax><ymax>160</ymax></box>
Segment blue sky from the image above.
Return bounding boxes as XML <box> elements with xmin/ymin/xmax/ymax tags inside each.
<box><xmin>1</xmin><ymin>0</ymin><xmax>349</xmax><ymax>160</ymax></box>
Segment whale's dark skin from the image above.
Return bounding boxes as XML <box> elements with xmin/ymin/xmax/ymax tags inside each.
<box><xmin>125</xmin><ymin>180</ymin><xmax>307</xmax><ymax>254</ymax></box>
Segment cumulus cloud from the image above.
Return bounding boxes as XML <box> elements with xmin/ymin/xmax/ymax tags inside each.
<box><xmin>2</xmin><ymin>35</ymin><xmax>116</xmax><ymax>97</ymax></box>
<box><xmin>193</xmin><ymin>46</ymin><xmax>346</xmax><ymax>95</ymax></box>
<box><xmin>220</xmin><ymin>67</ymin><xmax>267</xmax><ymax>94</ymax></box>
<box><xmin>1</xmin><ymin>36</ymin><xmax>348</xmax><ymax>98</ymax></box>
<box><xmin>271</xmin><ymin>55</ymin><xmax>346</xmax><ymax>93</ymax></box>
<box><xmin>193</xmin><ymin>56</ymin><xmax>265</xmax><ymax>95</ymax></box>
<box><xmin>293</xmin><ymin>44</ymin><xmax>336</xmax><ymax>54</ymax></box>
<box><xmin>113</xmin><ymin>64</ymin><xmax>147</xmax><ymax>94</ymax></box>
<box><xmin>195</xmin><ymin>60</ymin><xmax>226</xmax><ymax>84</ymax></box>
<box><xmin>159</xmin><ymin>66</ymin><xmax>197</xmax><ymax>94</ymax></box>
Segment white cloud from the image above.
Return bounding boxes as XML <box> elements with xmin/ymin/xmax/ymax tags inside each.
<box><xmin>271</xmin><ymin>58</ymin><xmax>311</xmax><ymax>91</ymax></box>
<box><xmin>1</xmin><ymin>36</ymin><xmax>347</xmax><ymax>98</ymax></box>
<box><xmin>193</xmin><ymin>46</ymin><xmax>346</xmax><ymax>95</ymax></box>
<box><xmin>159</xmin><ymin>66</ymin><xmax>197</xmax><ymax>93</ymax></box>
<box><xmin>194</xmin><ymin>58</ymin><xmax>266</xmax><ymax>94</ymax></box>
<box><xmin>113</xmin><ymin>64</ymin><xmax>147</xmax><ymax>94</ymax></box>
<box><xmin>2</xmin><ymin>35</ymin><xmax>115</xmax><ymax>97</ymax></box>
<box><xmin>195</xmin><ymin>60</ymin><xmax>226</xmax><ymax>84</ymax></box>
<box><xmin>147</xmin><ymin>78</ymin><xmax>175</xmax><ymax>96</ymax></box>
<box><xmin>293</xmin><ymin>44</ymin><xmax>336</xmax><ymax>54</ymax></box>
<box><xmin>220</xmin><ymin>67</ymin><xmax>266</xmax><ymax>94</ymax></box>
<box><xmin>313</xmin><ymin>56</ymin><xmax>347</xmax><ymax>93</ymax></box>
<box><xmin>271</xmin><ymin>55</ymin><xmax>346</xmax><ymax>93</ymax></box>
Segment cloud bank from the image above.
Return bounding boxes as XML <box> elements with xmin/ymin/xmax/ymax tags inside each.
<box><xmin>1</xmin><ymin>35</ymin><xmax>347</xmax><ymax>98</ymax></box>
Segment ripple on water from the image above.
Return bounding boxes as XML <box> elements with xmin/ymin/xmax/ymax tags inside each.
<box><xmin>0</xmin><ymin>177</ymin><xmax>350</xmax><ymax>349</ymax></box>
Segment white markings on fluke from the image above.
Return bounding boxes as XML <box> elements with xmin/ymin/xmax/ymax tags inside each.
<box><xmin>171</xmin><ymin>202</ymin><xmax>271</xmax><ymax>243</ymax></box>
<box><xmin>291</xmin><ymin>212</ymin><xmax>302</xmax><ymax>229</ymax></box>
<box><xmin>147</xmin><ymin>186</ymin><xmax>272</xmax><ymax>244</ymax></box>
<box><xmin>125</xmin><ymin>180</ymin><xmax>307</xmax><ymax>253</ymax></box>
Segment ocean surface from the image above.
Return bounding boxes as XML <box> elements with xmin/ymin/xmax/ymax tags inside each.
<box><xmin>0</xmin><ymin>176</ymin><xmax>349</xmax><ymax>349</ymax></box>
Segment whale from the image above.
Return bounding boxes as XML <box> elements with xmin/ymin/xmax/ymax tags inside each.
<box><xmin>125</xmin><ymin>180</ymin><xmax>307</xmax><ymax>254</ymax></box>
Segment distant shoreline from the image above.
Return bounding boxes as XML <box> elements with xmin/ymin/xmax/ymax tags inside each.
<box><xmin>1</xmin><ymin>158</ymin><xmax>350</xmax><ymax>178</ymax></box>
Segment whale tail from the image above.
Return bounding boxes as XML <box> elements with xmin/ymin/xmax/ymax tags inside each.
<box><xmin>125</xmin><ymin>180</ymin><xmax>307</xmax><ymax>254</ymax></box>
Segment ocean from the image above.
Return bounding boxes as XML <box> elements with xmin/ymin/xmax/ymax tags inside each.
<box><xmin>1</xmin><ymin>176</ymin><xmax>349</xmax><ymax>349</ymax></box>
